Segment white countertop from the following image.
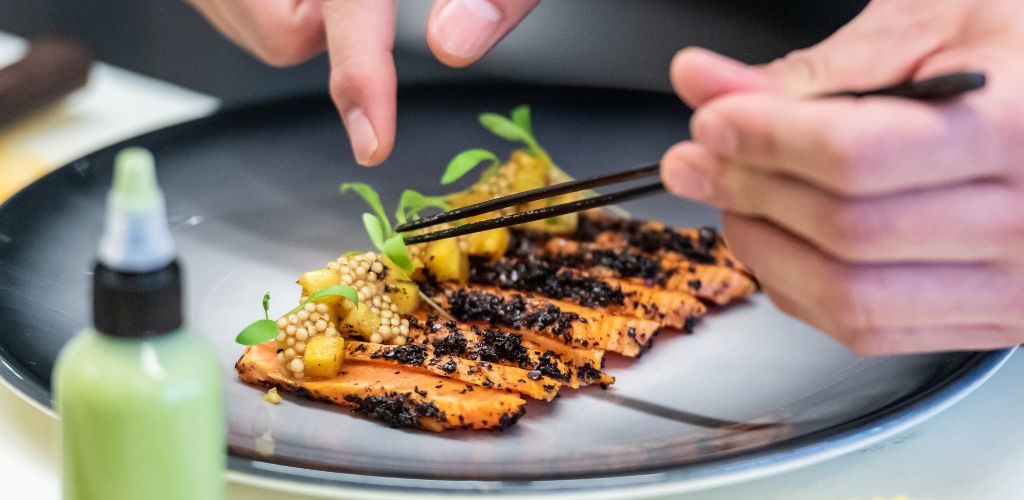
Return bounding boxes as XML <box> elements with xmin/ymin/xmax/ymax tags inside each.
<box><xmin>0</xmin><ymin>31</ymin><xmax>1021</xmax><ymax>500</ymax></box>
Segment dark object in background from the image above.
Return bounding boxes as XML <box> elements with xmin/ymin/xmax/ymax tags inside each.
<box><xmin>0</xmin><ymin>39</ymin><xmax>91</xmax><ymax>127</ymax></box>
<box><xmin>0</xmin><ymin>0</ymin><xmax>867</xmax><ymax>104</ymax></box>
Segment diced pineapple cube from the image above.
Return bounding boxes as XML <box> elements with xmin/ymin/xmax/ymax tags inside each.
<box><xmin>298</xmin><ymin>268</ymin><xmax>340</xmax><ymax>297</ymax></box>
<box><xmin>465</xmin><ymin>227</ymin><xmax>510</xmax><ymax>260</ymax></box>
<box><xmin>339</xmin><ymin>302</ymin><xmax>380</xmax><ymax>338</ymax></box>
<box><xmin>445</xmin><ymin>189</ymin><xmax>490</xmax><ymax>210</ymax></box>
<box><xmin>383</xmin><ymin>254</ymin><xmax>425</xmax><ymax>281</ymax></box>
<box><xmin>386</xmin><ymin>279</ymin><xmax>421</xmax><ymax>314</ymax></box>
<box><xmin>425</xmin><ymin>238</ymin><xmax>469</xmax><ymax>284</ymax></box>
<box><xmin>508</xmin><ymin>150</ymin><xmax>548</xmax><ymax>193</ymax></box>
<box><xmin>303</xmin><ymin>335</ymin><xmax>345</xmax><ymax>378</ymax></box>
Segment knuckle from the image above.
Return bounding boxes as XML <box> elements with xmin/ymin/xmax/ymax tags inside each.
<box><xmin>820</xmin><ymin>264</ymin><xmax>879</xmax><ymax>333</ymax></box>
<box><xmin>843</xmin><ymin>329</ymin><xmax>893</xmax><ymax>356</ymax></box>
<box><xmin>818</xmin><ymin>125</ymin><xmax>874</xmax><ymax>192</ymax></box>
<box><xmin>328</xmin><ymin>65</ymin><xmax>373</xmax><ymax>103</ymax></box>
<box><xmin>770</xmin><ymin>48</ymin><xmax>834</xmax><ymax>88</ymax></box>
<box><xmin>818</xmin><ymin>201</ymin><xmax>884</xmax><ymax>261</ymax></box>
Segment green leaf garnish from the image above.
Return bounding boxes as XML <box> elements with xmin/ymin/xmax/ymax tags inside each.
<box><xmin>383</xmin><ymin>234</ymin><xmax>414</xmax><ymax>273</ymax></box>
<box><xmin>235</xmin><ymin>319</ymin><xmax>279</xmax><ymax>346</ymax></box>
<box><xmin>396</xmin><ymin>189</ymin><xmax>451</xmax><ymax>224</ymax></box>
<box><xmin>362</xmin><ymin>212</ymin><xmax>385</xmax><ymax>250</ymax></box>
<box><xmin>236</xmin><ymin>292</ymin><xmax>280</xmax><ymax>345</ymax></box>
<box><xmin>511</xmin><ymin>105</ymin><xmax>531</xmax><ymax>135</ymax></box>
<box><xmin>479</xmin><ymin>113</ymin><xmax>532</xmax><ymax>144</ymax></box>
<box><xmin>341</xmin><ymin>182</ymin><xmax>392</xmax><ymax>235</ymax></box>
<box><xmin>441</xmin><ymin>149</ymin><xmax>499</xmax><ymax>185</ymax></box>
<box><xmin>287</xmin><ymin>284</ymin><xmax>359</xmax><ymax>316</ymax></box>
<box><xmin>235</xmin><ymin>287</ymin><xmax>359</xmax><ymax>345</ymax></box>
<box><xmin>479</xmin><ymin>105</ymin><xmax>544</xmax><ymax>157</ymax></box>
<box><xmin>343</xmin><ymin>250</ymin><xmax>364</xmax><ymax>257</ymax></box>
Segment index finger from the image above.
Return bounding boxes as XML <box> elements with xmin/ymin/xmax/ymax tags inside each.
<box><xmin>691</xmin><ymin>92</ymin><xmax>1002</xmax><ymax>196</ymax></box>
<box><xmin>322</xmin><ymin>0</ymin><xmax>397</xmax><ymax>166</ymax></box>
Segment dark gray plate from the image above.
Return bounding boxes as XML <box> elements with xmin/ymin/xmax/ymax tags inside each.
<box><xmin>0</xmin><ymin>85</ymin><xmax>1012</xmax><ymax>498</ymax></box>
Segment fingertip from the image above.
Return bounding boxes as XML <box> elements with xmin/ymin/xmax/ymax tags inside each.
<box><xmin>670</xmin><ymin>47</ymin><xmax>715</xmax><ymax>108</ymax></box>
<box><xmin>426</xmin><ymin>32</ymin><xmax>476</xmax><ymax>68</ymax></box>
<box><xmin>660</xmin><ymin>141</ymin><xmax>717</xmax><ymax>201</ymax></box>
<box><xmin>427</xmin><ymin>0</ymin><xmax>502</xmax><ymax>67</ymax></box>
<box><xmin>670</xmin><ymin>47</ymin><xmax>776</xmax><ymax>108</ymax></box>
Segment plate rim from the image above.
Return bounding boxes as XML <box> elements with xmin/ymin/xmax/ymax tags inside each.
<box><xmin>0</xmin><ymin>89</ymin><xmax>1016</xmax><ymax>497</ymax></box>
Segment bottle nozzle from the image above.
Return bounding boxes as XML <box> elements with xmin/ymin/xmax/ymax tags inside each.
<box><xmin>112</xmin><ymin>148</ymin><xmax>159</xmax><ymax>205</ymax></box>
<box><xmin>97</xmin><ymin>147</ymin><xmax>175</xmax><ymax>273</ymax></box>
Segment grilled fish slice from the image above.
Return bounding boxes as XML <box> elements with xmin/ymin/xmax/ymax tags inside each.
<box><xmin>236</xmin><ymin>342</ymin><xmax>527</xmax><ymax>431</ymax></box>
<box><xmin>345</xmin><ymin>340</ymin><xmax>562</xmax><ymax>400</ymax></box>
<box><xmin>469</xmin><ymin>257</ymin><xmax>705</xmax><ymax>329</ymax></box>
<box><xmin>406</xmin><ymin>313</ymin><xmax>614</xmax><ymax>389</ymax></box>
<box><xmin>575</xmin><ymin>214</ymin><xmax>737</xmax><ymax>266</ymax></box>
<box><xmin>539</xmin><ymin>237</ymin><xmax>756</xmax><ymax>305</ymax></box>
<box><xmin>436</xmin><ymin>285</ymin><xmax>661</xmax><ymax>357</ymax></box>
<box><xmin>468</xmin><ymin>258</ymin><xmax>704</xmax><ymax>327</ymax></box>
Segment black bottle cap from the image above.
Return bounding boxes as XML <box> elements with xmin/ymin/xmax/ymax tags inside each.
<box><xmin>93</xmin><ymin>261</ymin><xmax>183</xmax><ymax>337</ymax></box>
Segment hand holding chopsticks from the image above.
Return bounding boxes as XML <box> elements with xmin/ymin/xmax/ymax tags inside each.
<box><xmin>398</xmin><ymin>71</ymin><xmax>986</xmax><ymax>245</ymax></box>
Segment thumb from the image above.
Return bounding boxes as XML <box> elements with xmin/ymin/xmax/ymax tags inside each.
<box><xmin>672</xmin><ymin>3</ymin><xmax>948</xmax><ymax>107</ymax></box>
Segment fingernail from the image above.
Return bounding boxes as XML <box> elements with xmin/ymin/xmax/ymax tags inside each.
<box><xmin>693</xmin><ymin>111</ymin><xmax>738</xmax><ymax>155</ymax></box>
<box><xmin>662</xmin><ymin>146</ymin><xmax>716</xmax><ymax>201</ymax></box>
<box><xmin>433</xmin><ymin>0</ymin><xmax>502</xmax><ymax>59</ymax></box>
<box><xmin>345</xmin><ymin>108</ymin><xmax>378</xmax><ymax>166</ymax></box>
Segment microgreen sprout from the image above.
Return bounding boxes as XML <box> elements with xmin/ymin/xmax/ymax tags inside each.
<box><xmin>479</xmin><ymin>105</ymin><xmax>546</xmax><ymax>158</ymax></box>
<box><xmin>395</xmin><ymin>189</ymin><xmax>450</xmax><ymax>224</ymax></box>
<box><xmin>235</xmin><ymin>287</ymin><xmax>358</xmax><ymax>345</ymax></box>
<box><xmin>340</xmin><ymin>183</ymin><xmax>422</xmax><ymax>275</ymax></box>
<box><xmin>441</xmin><ymin>149</ymin><xmax>499</xmax><ymax>185</ymax></box>
<box><xmin>340</xmin><ymin>183</ymin><xmax>456</xmax><ymax>320</ymax></box>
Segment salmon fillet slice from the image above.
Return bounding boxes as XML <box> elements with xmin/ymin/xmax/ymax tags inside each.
<box><xmin>469</xmin><ymin>257</ymin><xmax>705</xmax><ymax>328</ymax></box>
<box><xmin>436</xmin><ymin>285</ymin><xmax>661</xmax><ymax>357</ymax></box>
<box><xmin>406</xmin><ymin>313</ymin><xmax>615</xmax><ymax>389</ymax></box>
<box><xmin>345</xmin><ymin>340</ymin><xmax>562</xmax><ymax>400</ymax></box>
<box><xmin>539</xmin><ymin>237</ymin><xmax>757</xmax><ymax>305</ymax></box>
<box><xmin>236</xmin><ymin>342</ymin><xmax>527</xmax><ymax>431</ymax></box>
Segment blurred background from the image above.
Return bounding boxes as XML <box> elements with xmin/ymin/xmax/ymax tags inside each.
<box><xmin>0</xmin><ymin>0</ymin><xmax>867</xmax><ymax>105</ymax></box>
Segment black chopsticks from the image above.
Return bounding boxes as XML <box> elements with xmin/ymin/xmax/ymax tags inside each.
<box><xmin>821</xmin><ymin>71</ymin><xmax>986</xmax><ymax>100</ymax></box>
<box><xmin>397</xmin><ymin>163</ymin><xmax>660</xmax><ymax>234</ymax></box>
<box><xmin>402</xmin><ymin>181</ymin><xmax>663</xmax><ymax>245</ymax></box>
<box><xmin>399</xmin><ymin>70</ymin><xmax>986</xmax><ymax>245</ymax></box>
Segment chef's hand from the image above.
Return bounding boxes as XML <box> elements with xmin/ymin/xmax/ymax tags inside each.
<box><xmin>662</xmin><ymin>0</ymin><xmax>1024</xmax><ymax>355</ymax></box>
<box><xmin>186</xmin><ymin>0</ymin><xmax>539</xmax><ymax>166</ymax></box>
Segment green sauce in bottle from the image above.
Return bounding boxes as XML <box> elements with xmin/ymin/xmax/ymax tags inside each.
<box><xmin>54</xmin><ymin>148</ymin><xmax>225</xmax><ymax>500</ymax></box>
